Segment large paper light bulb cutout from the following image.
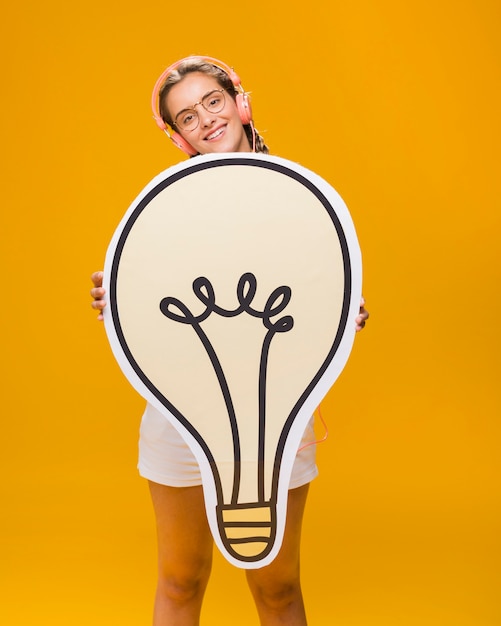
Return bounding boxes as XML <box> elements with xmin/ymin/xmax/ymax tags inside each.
<box><xmin>103</xmin><ymin>153</ymin><xmax>362</xmax><ymax>568</ymax></box>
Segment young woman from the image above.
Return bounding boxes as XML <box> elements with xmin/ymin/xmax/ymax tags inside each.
<box><xmin>90</xmin><ymin>56</ymin><xmax>369</xmax><ymax>626</ymax></box>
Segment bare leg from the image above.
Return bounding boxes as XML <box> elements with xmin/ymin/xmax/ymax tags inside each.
<box><xmin>245</xmin><ymin>484</ymin><xmax>309</xmax><ymax>626</ymax></box>
<box><xmin>148</xmin><ymin>481</ymin><xmax>214</xmax><ymax>626</ymax></box>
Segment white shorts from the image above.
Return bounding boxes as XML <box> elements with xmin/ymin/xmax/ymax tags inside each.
<box><xmin>138</xmin><ymin>403</ymin><xmax>318</xmax><ymax>489</ymax></box>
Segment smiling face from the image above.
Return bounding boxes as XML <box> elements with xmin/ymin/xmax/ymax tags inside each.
<box><xmin>164</xmin><ymin>72</ymin><xmax>251</xmax><ymax>155</ymax></box>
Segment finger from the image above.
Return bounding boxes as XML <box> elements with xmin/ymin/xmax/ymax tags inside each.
<box><xmin>355</xmin><ymin>310</ymin><xmax>368</xmax><ymax>332</ymax></box>
<box><xmin>90</xmin><ymin>286</ymin><xmax>106</xmax><ymax>300</ymax></box>
<box><xmin>355</xmin><ymin>319</ymin><xmax>366</xmax><ymax>332</ymax></box>
<box><xmin>91</xmin><ymin>271</ymin><xmax>104</xmax><ymax>288</ymax></box>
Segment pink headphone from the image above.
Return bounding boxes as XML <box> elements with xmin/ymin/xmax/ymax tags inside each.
<box><xmin>151</xmin><ymin>56</ymin><xmax>253</xmax><ymax>156</ymax></box>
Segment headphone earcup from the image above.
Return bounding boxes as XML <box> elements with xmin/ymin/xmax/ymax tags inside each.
<box><xmin>171</xmin><ymin>131</ymin><xmax>198</xmax><ymax>156</ymax></box>
<box><xmin>236</xmin><ymin>92</ymin><xmax>253</xmax><ymax>125</ymax></box>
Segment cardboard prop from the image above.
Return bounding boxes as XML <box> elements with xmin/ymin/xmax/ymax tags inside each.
<box><xmin>103</xmin><ymin>153</ymin><xmax>362</xmax><ymax>568</ymax></box>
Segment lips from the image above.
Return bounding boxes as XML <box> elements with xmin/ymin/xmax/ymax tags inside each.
<box><xmin>205</xmin><ymin>126</ymin><xmax>225</xmax><ymax>141</ymax></box>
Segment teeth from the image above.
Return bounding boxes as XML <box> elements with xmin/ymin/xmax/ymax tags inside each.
<box><xmin>207</xmin><ymin>127</ymin><xmax>224</xmax><ymax>140</ymax></box>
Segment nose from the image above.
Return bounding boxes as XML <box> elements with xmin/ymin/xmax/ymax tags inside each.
<box><xmin>196</xmin><ymin>103</ymin><xmax>216</xmax><ymax>127</ymax></box>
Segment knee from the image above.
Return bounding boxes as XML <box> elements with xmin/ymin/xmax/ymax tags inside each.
<box><xmin>247</xmin><ymin>572</ymin><xmax>302</xmax><ymax>612</ymax></box>
<box><xmin>158</xmin><ymin>575</ymin><xmax>203</xmax><ymax>606</ymax></box>
<box><xmin>158</xmin><ymin>560</ymin><xmax>212</xmax><ymax>606</ymax></box>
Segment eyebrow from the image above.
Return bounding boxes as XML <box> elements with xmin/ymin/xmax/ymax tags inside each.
<box><xmin>174</xmin><ymin>89</ymin><xmax>219</xmax><ymax>119</ymax></box>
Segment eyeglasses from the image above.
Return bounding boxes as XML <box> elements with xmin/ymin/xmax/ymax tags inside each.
<box><xmin>173</xmin><ymin>89</ymin><xmax>227</xmax><ymax>131</ymax></box>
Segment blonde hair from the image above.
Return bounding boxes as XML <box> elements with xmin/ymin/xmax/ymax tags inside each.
<box><xmin>158</xmin><ymin>57</ymin><xmax>269</xmax><ymax>155</ymax></box>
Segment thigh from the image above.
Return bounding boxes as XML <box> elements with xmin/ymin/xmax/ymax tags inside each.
<box><xmin>246</xmin><ymin>483</ymin><xmax>309</xmax><ymax>585</ymax></box>
<box><xmin>148</xmin><ymin>481</ymin><xmax>214</xmax><ymax>576</ymax></box>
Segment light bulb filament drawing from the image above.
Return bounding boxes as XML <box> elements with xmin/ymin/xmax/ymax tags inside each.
<box><xmin>159</xmin><ymin>271</ymin><xmax>294</xmax><ymax>560</ymax></box>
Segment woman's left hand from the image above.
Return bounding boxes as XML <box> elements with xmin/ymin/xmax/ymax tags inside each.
<box><xmin>355</xmin><ymin>297</ymin><xmax>369</xmax><ymax>332</ymax></box>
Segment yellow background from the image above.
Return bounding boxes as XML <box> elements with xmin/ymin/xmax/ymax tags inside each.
<box><xmin>1</xmin><ymin>1</ymin><xmax>500</xmax><ymax>624</ymax></box>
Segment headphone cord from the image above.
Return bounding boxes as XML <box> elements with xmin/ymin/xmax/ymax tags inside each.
<box><xmin>297</xmin><ymin>404</ymin><xmax>329</xmax><ymax>452</ymax></box>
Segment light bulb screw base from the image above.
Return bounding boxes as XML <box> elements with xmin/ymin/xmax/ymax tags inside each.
<box><xmin>216</xmin><ymin>501</ymin><xmax>277</xmax><ymax>562</ymax></box>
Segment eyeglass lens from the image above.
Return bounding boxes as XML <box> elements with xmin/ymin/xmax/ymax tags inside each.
<box><xmin>175</xmin><ymin>90</ymin><xmax>226</xmax><ymax>131</ymax></box>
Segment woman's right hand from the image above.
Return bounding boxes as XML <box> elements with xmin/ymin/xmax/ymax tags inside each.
<box><xmin>90</xmin><ymin>271</ymin><xmax>106</xmax><ymax>321</ymax></box>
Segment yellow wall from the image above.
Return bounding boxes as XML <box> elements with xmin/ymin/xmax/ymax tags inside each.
<box><xmin>1</xmin><ymin>1</ymin><xmax>499</xmax><ymax>624</ymax></box>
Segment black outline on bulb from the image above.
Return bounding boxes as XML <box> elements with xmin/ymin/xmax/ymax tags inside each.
<box><xmin>108</xmin><ymin>156</ymin><xmax>353</xmax><ymax>562</ymax></box>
